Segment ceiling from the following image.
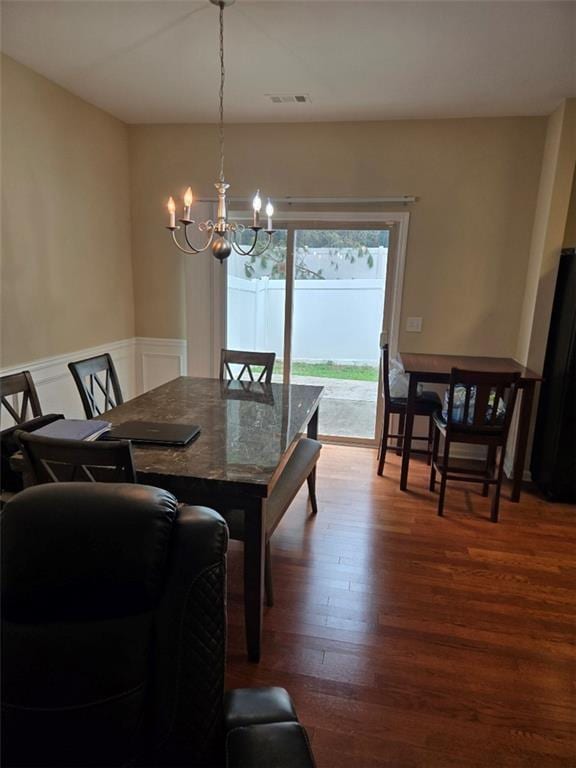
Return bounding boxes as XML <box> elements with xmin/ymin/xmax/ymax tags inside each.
<box><xmin>1</xmin><ymin>1</ymin><xmax>574</xmax><ymax>124</ymax></box>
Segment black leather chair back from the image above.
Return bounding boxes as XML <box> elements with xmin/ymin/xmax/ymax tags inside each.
<box><xmin>2</xmin><ymin>483</ymin><xmax>228</xmax><ymax>767</ymax></box>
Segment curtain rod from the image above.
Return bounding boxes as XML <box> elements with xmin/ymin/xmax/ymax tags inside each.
<box><xmin>197</xmin><ymin>196</ymin><xmax>417</xmax><ymax>204</ymax></box>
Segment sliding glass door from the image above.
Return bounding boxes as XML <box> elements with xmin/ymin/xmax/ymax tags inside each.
<box><xmin>226</xmin><ymin>218</ymin><xmax>396</xmax><ymax>443</ymax></box>
<box><xmin>226</xmin><ymin>229</ymin><xmax>287</xmax><ymax>383</ymax></box>
<box><xmin>290</xmin><ymin>228</ymin><xmax>388</xmax><ymax>439</ymax></box>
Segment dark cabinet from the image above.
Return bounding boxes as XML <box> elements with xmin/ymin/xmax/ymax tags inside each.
<box><xmin>531</xmin><ymin>249</ymin><xmax>576</xmax><ymax>502</ymax></box>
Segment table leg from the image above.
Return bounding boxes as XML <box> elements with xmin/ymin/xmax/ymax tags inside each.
<box><xmin>400</xmin><ymin>374</ymin><xmax>418</xmax><ymax>491</ymax></box>
<box><xmin>243</xmin><ymin>497</ymin><xmax>265</xmax><ymax>662</ymax></box>
<box><xmin>307</xmin><ymin>404</ymin><xmax>319</xmax><ymax>440</ymax></box>
<box><xmin>306</xmin><ymin>404</ymin><xmax>319</xmax><ymax>488</ymax></box>
<box><xmin>511</xmin><ymin>381</ymin><xmax>535</xmax><ymax>503</ymax></box>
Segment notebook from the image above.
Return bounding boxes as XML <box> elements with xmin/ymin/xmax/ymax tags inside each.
<box><xmin>102</xmin><ymin>421</ymin><xmax>201</xmax><ymax>446</ymax></box>
<box><xmin>33</xmin><ymin>419</ymin><xmax>111</xmax><ymax>442</ymax></box>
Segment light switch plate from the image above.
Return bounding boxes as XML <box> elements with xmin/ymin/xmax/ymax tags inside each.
<box><xmin>406</xmin><ymin>317</ymin><xmax>423</xmax><ymax>332</ymax></box>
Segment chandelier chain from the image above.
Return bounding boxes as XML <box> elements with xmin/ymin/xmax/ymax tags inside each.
<box><xmin>166</xmin><ymin>0</ymin><xmax>274</xmax><ymax>262</ymax></box>
<box><xmin>218</xmin><ymin>2</ymin><xmax>225</xmax><ymax>183</ymax></box>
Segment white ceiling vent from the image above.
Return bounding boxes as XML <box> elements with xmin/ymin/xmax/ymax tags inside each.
<box><xmin>267</xmin><ymin>94</ymin><xmax>311</xmax><ymax>104</ymax></box>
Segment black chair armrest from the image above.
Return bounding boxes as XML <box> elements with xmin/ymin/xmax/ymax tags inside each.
<box><xmin>150</xmin><ymin>505</ymin><xmax>229</xmax><ymax>766</ymax></box>
<box><xmin>226</xmin><ymin>722</ymin><xmax>316</xmax><ymax>768</ymax></box>
<box><xmin>224</xmin><ymin>687</ymin><xmax>298</xmax><ymax>730</ymax></box>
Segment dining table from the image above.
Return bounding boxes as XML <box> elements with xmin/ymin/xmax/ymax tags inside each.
<box><xmin>100</xmin><ymin>376</ymin><xmax>322</xmax><ymax>663</ymax></box>
<box><xmin>398</xmin><ymin>353</ymin><xmax>541</xmax><ymax>501</ymax></box>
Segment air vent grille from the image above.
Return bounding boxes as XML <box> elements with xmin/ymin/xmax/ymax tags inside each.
<box><xmin>267</xmin><ymin>94</ymin><xmax>311</xmax><ymax>104</ymax></box>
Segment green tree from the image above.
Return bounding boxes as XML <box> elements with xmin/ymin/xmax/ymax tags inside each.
<box><xmin>237</xmin><ymin>228</ymin><xmax>388</xmax><ymax>280</ymax></box>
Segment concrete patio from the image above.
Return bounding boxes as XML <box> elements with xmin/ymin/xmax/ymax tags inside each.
<box><xmin>287</xmin><ymin>375</ymin><xmax>378</xmax><ymax>439</ymax></box>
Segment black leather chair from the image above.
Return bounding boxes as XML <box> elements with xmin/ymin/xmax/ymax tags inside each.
<box><xmin>1</xmin><ymin>483</ymin><xmax>315</xmax><ymax>768</ymax></box>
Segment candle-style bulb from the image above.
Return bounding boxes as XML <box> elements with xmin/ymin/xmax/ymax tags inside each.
<box><xmin>252</xmin><ymin>190</ymin><xmax>262</xmax><ymax>213</ymax></box>
<box><xmin>167</xmin><ymin>196</ymin><xmax>176</xmax><ymax>228</ymax></box>
<box><xmin>266</xmin><ymin>198</ymin><xmax>274</xmax><ymax>231</ymax></box>
<box><xmin>182</xmin><ymin>187</ymin><xmax>193</xmax><ymax>222</ymax></box>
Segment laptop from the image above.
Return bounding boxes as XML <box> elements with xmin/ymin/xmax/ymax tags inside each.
<box><xmin>103</xmin><ymin>421</ymin><xmax>201</xmax><ymax>446</ymax></box>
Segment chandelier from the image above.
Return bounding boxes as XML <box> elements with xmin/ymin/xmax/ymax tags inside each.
<box><xmin>165</xmin><ymin>0</ymin><xmax>274</xmax><ymax>262</ymax></box>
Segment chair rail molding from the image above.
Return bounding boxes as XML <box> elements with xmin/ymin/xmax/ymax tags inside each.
<box><xmin>0</xmin><ymin>337</ymin><xmax>186</xmax><ymax>428</ymax></box>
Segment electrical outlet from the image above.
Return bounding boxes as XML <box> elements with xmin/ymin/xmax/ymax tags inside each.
<box><xmin>406</xmin><ymin>317</ymin><xmax>423</xmax><ymax>333</ymax></box>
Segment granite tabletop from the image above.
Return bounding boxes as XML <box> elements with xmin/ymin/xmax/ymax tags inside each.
<box><xmin>103</xmin><ymin>377</ymin><xmax>323</xmax><ymax>496</ymax></box>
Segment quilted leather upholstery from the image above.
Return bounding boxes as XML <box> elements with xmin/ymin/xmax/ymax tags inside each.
<box><xmin>2</xmin><ymin>483</ymin><xmax>315</xmax><ymax>768</ymax></box>
<box><xmin>1</xmin><ymin>484</ymin><xmax>227</xmax><ymax>768</ymax></box>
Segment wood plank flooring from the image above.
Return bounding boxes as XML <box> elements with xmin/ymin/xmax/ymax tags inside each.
<box><xmin>226</xmin><ymin>445</ymin><xmax>576</xmax><ymax>767</ymax></box>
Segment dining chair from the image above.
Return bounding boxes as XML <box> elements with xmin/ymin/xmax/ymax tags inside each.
<box><xmin>68</xmin><ymin>353</ymin><xmax>123</xmax><ymax>418</ymax></box>
<box><xmin>219</xmin><ymin>348</ymin><xmax>321</xmax><ymax>607</ymax></box>
<box><xmin>377</xmin><ymin>345</ymin><xmax>442</xmax><ymax>475</ymax></box>
<box><xmin>16</xmin><ymin>430</ymin><xmax>136</xmax><ymax>485</ymax></box>
<box><xmin>429</xmin><ymin>368</ymin><xmax>520</xmax><ymax>522</ymax></box>
<box><xmin>1</xmin><ymin>415</ymin><xmax>64</xmax><ymax>509</ymax></box>
<box><xmin>0</xmin><ymin>371</ymin><xmax>42</xmax><ymax>425</ymax></box>
<box><xmin>220</xmin><ymin>349</ymin><xmax>276</xmax><ymax>384</ymax></box>
<box><xmin>0</xmin><ymin>372</ymin><xmax>47</xmax><ymax>508</ymax></box>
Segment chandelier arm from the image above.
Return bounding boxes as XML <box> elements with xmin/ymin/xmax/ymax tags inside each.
<box><xmin>184</xmin><ymin>223</ymin><xmax>216</xmax><ymax>252</ymax></box>
<box><xmin>231</xmin><ymin>230</ymin><xmax>273</xmax><ymax>258</ymax></box>
<box><xmin>171</xmin><ymin>228</ymin><xmax>215</xmax><ymax>255</ymax></box>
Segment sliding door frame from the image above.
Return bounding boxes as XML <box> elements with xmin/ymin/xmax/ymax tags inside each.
<box><xmin>219</xmin><ymin>210</ymin><xmax>410</xmax><ymax>446</ymax></box>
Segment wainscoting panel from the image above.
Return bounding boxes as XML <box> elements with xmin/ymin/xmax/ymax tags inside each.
<box><xmin>0</xmin><ymin>337</ymin><xmax>186</xmax><ymax>429</ymax></box>
<box><xmin>135</xmin><ymin>337</ymin><xmax>187</xmax><ymax>393</ymax></box>
<box><xmin>0</xmin><ymin>339</ymin><xmax>136</xmax><ymax>429</ymax></box>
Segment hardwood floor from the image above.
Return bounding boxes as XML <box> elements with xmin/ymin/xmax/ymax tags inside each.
<box><xmin>226</xmin><ymin>445</ymin><xmax>576</xmax><ymax>768</ymax></box>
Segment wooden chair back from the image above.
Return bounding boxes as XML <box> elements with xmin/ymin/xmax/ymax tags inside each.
<box><xmin>220</xmin><ymin>349</ymin><xmax>276</xmax><ymax>384</ymax></box>
<box><xmin>16</xmin><ymin>431</ymin><xmax>136</xmax><ymax>485</ymax></box>
<box><xmin>444</xmin><ymin>368</ymin><xmax>520</xmax><ymax>443</ymax></box>
<box><xmin>380</xmin><ymin>345</ymin><xmax>392</xmax><ymax>406</ymax></box>
<box><xmin>68</xmin><ymin>354</ymin><xmax>123</xmax><ymax>418</ymax></box>
<box><xmin>0</xmin><ymin>371</ymin><xmax>42</xmax><ymax>425</ymax></box>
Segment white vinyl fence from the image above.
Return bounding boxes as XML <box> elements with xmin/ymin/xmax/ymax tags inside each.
<box><xmin>227</xmin><ymin>276</ymin><xmax>385</xmax><ymax>365</ymax></box>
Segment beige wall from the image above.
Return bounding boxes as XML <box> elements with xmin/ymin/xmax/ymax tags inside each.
<box><xmin>130</xmin><ymin>118</ymin><xmax>545</xmax><ymax>358</ymax></box>
<box><xmin>0</xmin><ymin>56</ymin><xmax>549</xmax><ymax>372</ymax></box>
<box><xmin>516</xmin><ymin>99</ymin><xmax>576</xmax><ymax>373</ymax></box>
<box><xmin>1</xmin><ymin>55</ymin><xmax>134</xmax><ymax>367</ymax></box>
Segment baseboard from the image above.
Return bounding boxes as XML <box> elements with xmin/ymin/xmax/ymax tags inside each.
<box><xmin>0</xmin><ymin>337</ymin><xmax>186</xmax><ymax>428</ymax></box>
<box><xmin>503</xmin><ymin>454</ymin><xmax>532</xmax><ymax>482</ymax></box>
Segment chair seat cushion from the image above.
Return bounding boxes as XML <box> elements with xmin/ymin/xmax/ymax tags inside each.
<box><xmin>390</xmin><ymin>390</ymin><xmax>442</xmax><ymax>415</ymax></box>
<box><xmin>223</xmin><ymin>438</ymin><xmax>321</xmax><ymax>541</ymax></box>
